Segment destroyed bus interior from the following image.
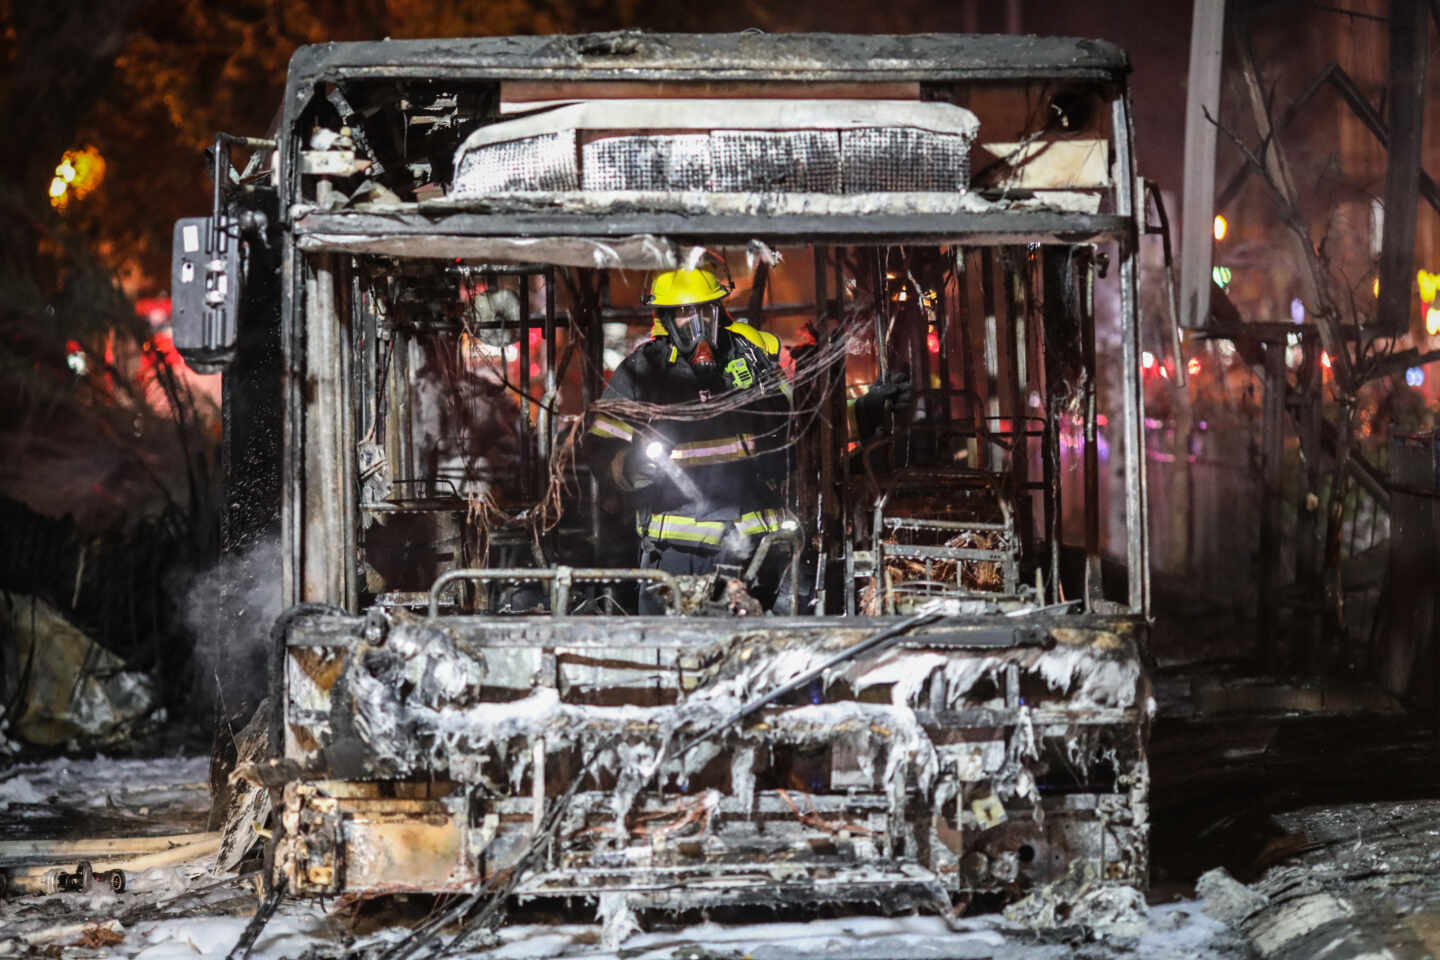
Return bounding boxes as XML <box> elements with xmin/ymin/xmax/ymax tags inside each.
<box><xmin>184</xmin><ymin>35</ymin><xmax>1153</xmax><ymax>925</ymax></box>
<box><xmin>349</xmin><ymin>247</ymin><xmax>1101</xmax><ymax>622</ymax></box>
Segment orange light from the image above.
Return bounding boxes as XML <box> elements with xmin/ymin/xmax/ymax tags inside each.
<box><xmin>47</xmin><ymin>146</ymin><xmax>105</xmax><ymax>212</ymax></box>
<box><xmin>1373</xmin><ymin>276</ymin><xmax>1380</xmax><ymax>298</ymax></box>
<box><xmin>1187</xmin><ymin>357</ymin><xmax>1201</xmax><ymax>376</ymax></box>
<box><xmin>1213</xmin><ymin>215</ymin><xmax>1228</xmax><ymax>242</ymax></box>
<box><xmin>1321</xmin><ymin>351</ymin><xmax>1332</xmax><ymax>369</ymax></box>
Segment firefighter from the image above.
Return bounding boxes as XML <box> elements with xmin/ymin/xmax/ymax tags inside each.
<box><xmin>587</xmin><ymin>267</ymin><xmax>795</xmax><ymax>613</ymax></box>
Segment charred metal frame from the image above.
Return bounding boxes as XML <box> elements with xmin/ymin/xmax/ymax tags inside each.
<box><xmin>261</xmin><ymin>31</ymin><xmax>1153</xmax><ymax>921</ymax></box>
<box><xmin>274</xmin><ymin>611</ymin><xmax>1150</xmax><ymax>908</ymax></box>
<box><xmin>275</xmin><ymin>33</ymin><xmax>1147</xmax><ymax>615</ymax></box>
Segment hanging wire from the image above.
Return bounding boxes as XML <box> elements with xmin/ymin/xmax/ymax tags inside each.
<box><xmin>369</xmin><ymin>247</ymin><xmax>943</xmax><ymax>540</ymax></box>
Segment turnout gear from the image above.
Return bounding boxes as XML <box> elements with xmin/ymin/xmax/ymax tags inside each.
<box><xmin>587</xmin><ymin>302</ymin><xmax>793</xmax><ymax>612</ymax></box>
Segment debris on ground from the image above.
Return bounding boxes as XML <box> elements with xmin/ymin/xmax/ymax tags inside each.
<box><xmin>74</xmin><ymin>920</ymin><xmax>126</xmax><ymax>948</ymax></box>
<box><xmin>1003</xmin><ymin>860</ymin><xmax>1150</xmax><ymax>938</ymax></box>
<box><xmin>1232</xmin><ymin>800</ymin><xmax>1440</xmax><ymax>959</ymax></box>
<box><xmin>1197</xmin><ymin>866</ymin><xmax>1269</xmax><ymax>926</ymax></box>
<box><xmin>213</xmin><ymin>700</ymin><xmax>272</xmax><ymax>875</ymax></box>
<box><xmin>0</xmin><ymin>593</ymin><xmax>158</xmax><ymax>747</ymax></box>
<box><xmin>0</xmin><ymin>754</ymin><xmax>1258</xmax><ymax>960</ymax></box>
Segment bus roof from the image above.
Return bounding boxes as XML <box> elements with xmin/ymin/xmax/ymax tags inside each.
<box><xmin>286</xmin><ymin>31</ymin><xmax>1130</xmax><ymax>88</ymax></box>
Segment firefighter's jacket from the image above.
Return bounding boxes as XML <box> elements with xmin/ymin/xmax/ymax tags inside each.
<box><xmin>587</xmin><ymin>321</ymin><xmax>792</xmax><ymax>553</ymax></box>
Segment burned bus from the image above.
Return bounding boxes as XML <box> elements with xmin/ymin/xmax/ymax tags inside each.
<box><xmin>175</xmin><ymin>33</ymin><xmax>1154</xmax><ymax>928</ymax></box>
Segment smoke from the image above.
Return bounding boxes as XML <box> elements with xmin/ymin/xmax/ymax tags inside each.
<box><xmin>178</xmin><ymin>537</ymin><xmax>281</xmax><ymax>722</ymax></box>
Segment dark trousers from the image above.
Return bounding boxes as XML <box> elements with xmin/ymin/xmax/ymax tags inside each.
<box><xmin>637</xmin><ymin>539</ymin><xmax>799</xmax><ymax>615</ymax></box>
<box><xmin>638</xmin><ymin>540</ymin><xmax>718</xmax><ymax>614</ymax></box>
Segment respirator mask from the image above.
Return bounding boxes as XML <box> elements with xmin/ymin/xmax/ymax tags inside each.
<box><xmin>659</xmin><ymin>302</ymin><xmax>722</xmax><ymax>372</ymax></box>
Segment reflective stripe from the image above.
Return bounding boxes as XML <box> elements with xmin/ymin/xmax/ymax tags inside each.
<box><xmin>737</xmin><ymin>509</ymin><xmax>784</xmax><ymax>536</ymax></box>
<box><xmin>638</xmin><ymin>509</ymin><xmax>789</xmax><ymax>546</ymax></box>
<box><xmin>589</xmin><ymin>414</ymin><xmax>634</xmax><ymax>442</ymax></box>
<box><xmin>670</xmin><ymin>433</ymin><xmax>755</xmax><ymax>466</ymax></box>
<box><xmin>636</xmin><ymin>513</ymin><xmax>726</xmax><ymax>546</ymax></box>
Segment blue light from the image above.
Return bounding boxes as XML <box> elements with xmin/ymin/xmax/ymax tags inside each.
<box><xmin>1406</xmin><ymin>367</ymin><xmax>1425</xmax><ymax>388</ymax></box>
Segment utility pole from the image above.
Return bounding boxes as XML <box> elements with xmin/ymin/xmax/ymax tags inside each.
<box><xmin>1178</xmin><ymin>0</ymin><xmax>1226</xmax><ymax>330</ymax></box>
<box><xmin>1376</xmin><ymin>0</ymin><xmax>1429</xmax><ymax>335</ymax></box>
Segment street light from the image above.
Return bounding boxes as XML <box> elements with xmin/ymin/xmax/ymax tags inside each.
<box><xmin>48</xmin><ymin>146</ymin><xmax>105</xmax><ymax>212</ymax></box>
<box><xmin>1419</xmin><ymin>270</ymin><xmax>1440</xmax><ymax>335</ymax></box>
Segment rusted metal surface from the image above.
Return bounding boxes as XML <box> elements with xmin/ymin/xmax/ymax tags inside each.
<box><xmin>277</xmin><ymin>781</ymin><xmax>484</xmax><ymax>896</ymax></box>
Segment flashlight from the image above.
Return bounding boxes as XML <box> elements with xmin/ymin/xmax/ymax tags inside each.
<box><xmin>645</xmin><ymin>440</ymin><xmax>668</xmax><ymax>461</ymax></box>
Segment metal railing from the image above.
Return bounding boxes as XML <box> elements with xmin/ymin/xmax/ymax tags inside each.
<box><xmin>428</xmin><ymin>566</ymin><xmax>677</xmax><ymax>617</ymax></box>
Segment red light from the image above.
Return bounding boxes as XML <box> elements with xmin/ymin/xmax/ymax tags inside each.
<box><xmin>134</xmin><ymin>297</ymin><xmax>172</xmax><ymax>330</ymax></box>
<box><xmin>1321</xmin><ymin>351</ymin><xmax>1332</xmax><ymax>369</ymax></box>
<box><xmin>927</xmin><ymin>330</ymin><xmax>940</xmax><ymax>353</ymax></box>
<box><xmin>1187</xmin><ymin>357</ymin><xmax>1201</xmax><ymax>376</ymax></box>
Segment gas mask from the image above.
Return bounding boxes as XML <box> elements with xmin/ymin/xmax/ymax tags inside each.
<box><xmin>658</xmin><ymin>302</ymin><xmax>721</xmax><ymax>372</ymax></box>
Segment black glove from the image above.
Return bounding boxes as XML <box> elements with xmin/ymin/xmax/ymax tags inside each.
<box><xmin>854</xmin><ymin>372</ymin><xmax>914</xmax><ymax>438</ymax></box>
<box><xmin>620</xmin><ymin>442</ymin><xmax>661</xmax><ymax>490</ymax></box>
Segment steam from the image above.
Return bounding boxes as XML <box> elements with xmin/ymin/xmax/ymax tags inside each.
<box><xmin>680</xmin><ymin>245</ymin><xmax>707</xmax><ymax>271</ymax></box>
<box><xmin>179</xmin><ymin>537</ymin><xmax>281</xmax><ymax>721</ymax></box>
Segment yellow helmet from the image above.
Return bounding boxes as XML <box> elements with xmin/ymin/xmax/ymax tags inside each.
<box><xmin>646</xmin><ymin>268</ymin><xmax>729</xmax><ymax>307</ymax></box>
